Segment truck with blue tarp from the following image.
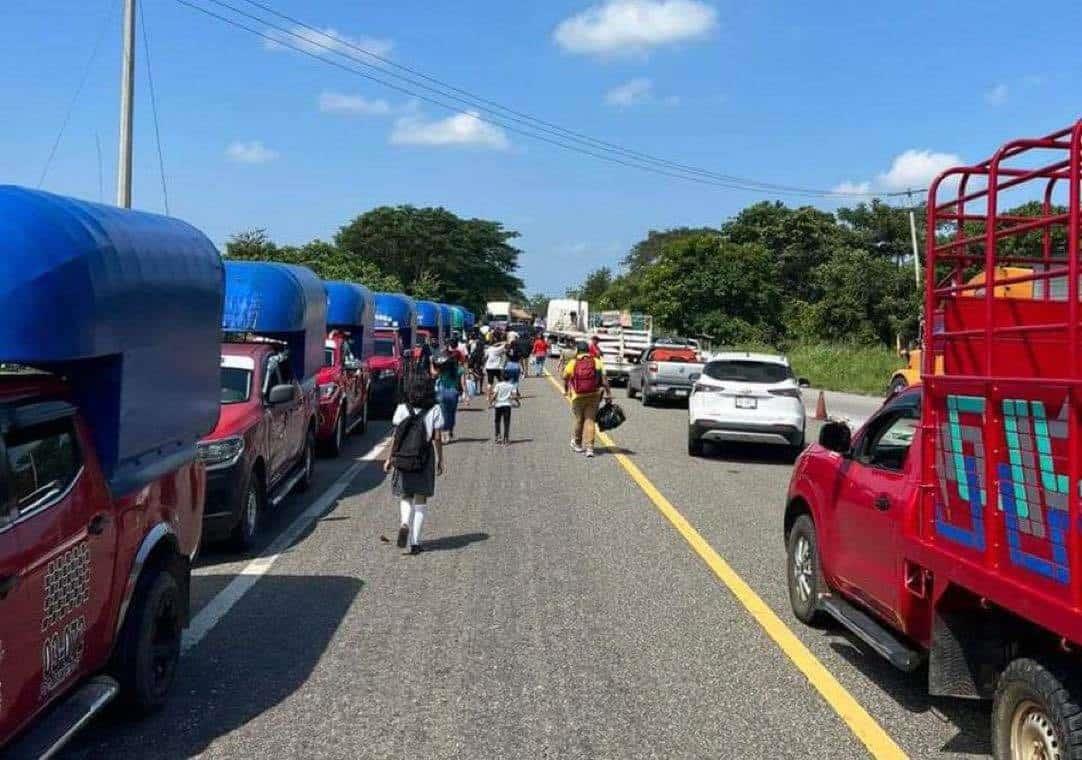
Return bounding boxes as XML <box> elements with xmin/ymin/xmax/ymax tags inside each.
<box><xmin>371</xmin><ymin>292</ymin><xmax>417</xmax><ymax>415</ymax></box>
<box><xmin>197</xmin><ymin>261</ymin><xmax>325</xmax><ymax>550</ymax></box>
<box><xmin>318</xmin><ymin>281</ymin><xmax>374</xmax><ymax>456</ymax></box>
<box><xmin>0</xmin><ymin>186</ymin><xmax>224</xmax><ymax>756</ymax></box>
<box><xmin>415</xmin><ymin>300</ymin><xmax>443</xmax><ymax>353</ymax></box>
<box><xmin>438</xmin><ymin>303</ymin><xmax>455</xmax><ymax>343</ymax></box>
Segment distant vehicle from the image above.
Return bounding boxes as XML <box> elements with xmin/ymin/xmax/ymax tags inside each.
<box><xmin>546</xmin><ymin>298</ymin><xmax>589</xmax><ymax>333</ymax></box>
<box><xmin>687</xmin><ymin>352</ymin><xmax>808</xmax><ymax>456</ymax></box>
<box><xmin>199</xmin><ymin>262</ymin><xmax>324</xmax><ymax>551</ymax></box>
<box><xmin>627</xmin><ymin>345</ymin><xmax>704</xmax><ymax>405</ymax></box>
<box><xmin>591</xmin><ymin>315</ymin><xmax>654</xmax><ymax>386</ymax></box>
<box><xmin>369</xmin><ymin>329</ymin><xmax>406</xmax><ymax>413</ymax></box>
<box><xmin>317</xmin><ymin>331</ymin><xmax>368</xmax><ymax>456</ymax></box>
<box><xmin>0</xmin><ymin>187</ymin><xmax>223</xmax><ymax>755</ymax></box>
<box><xmin>485</xmin><ymin>300</ymin><xmax>512</xmax><ymax>329</ymax></box>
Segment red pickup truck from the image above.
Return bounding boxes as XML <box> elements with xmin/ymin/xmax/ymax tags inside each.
<box><xmin>316</xmin><ymin>330</ymin><xmax>369</xmax><ymax>456</ymax></box>
<box><xmin>199</xmin><ymin>261</ymin><xmax>325</xmax><ymax>551</ymax></box>
<box><xmin>369</xmin><ymin>328</ymin><xmax>406</xmax><ymax>415</ymax></box>
<box><xmin>785</xmin><ymin>122</ymin><xmax>1082</xmax><ymax>758</ymax></box>
<box><xmin>0</xmin><ymin>187</ymin><xmax>223</xmax><ymax>755</ymax></box>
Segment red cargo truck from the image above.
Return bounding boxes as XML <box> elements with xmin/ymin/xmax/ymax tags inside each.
<box><xmin>0</xmin><ymin>187</ymin><xmax>223</xmax><ymax>755</ymax></box>
<box><xmin>784</xmin><ymin>121</ymin><xmax>1082</xmax><ymax>758</ymax></box>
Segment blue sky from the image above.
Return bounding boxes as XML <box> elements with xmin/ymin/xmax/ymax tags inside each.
<box><xmin>5</xmin><ymin>0</ymin><xmax>1082</xmax><ymax>296</ymax></box>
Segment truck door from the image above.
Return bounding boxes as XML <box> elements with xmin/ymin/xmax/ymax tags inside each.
<box><xmin>342</xmin><ymin>341</ymin><xmax>360</xmax><ymax>417</ymax></box>
<box><xmin>0</xmin><ymin>474</ymin><xmax>38</xmax><ymax>741</ymax></box>
<box><xmin>264</xmin><ymin>359</ymin><xmax>291</xmax><ymax>487</ymax></box>
<box><xmin>833</xmin><ymin>392</ymin><xmax>921</xmax><ymax>621</ymax></box>
<box><xmin>2</xmin><ymin>407</ymin><xmax>118</xmax><ymax>716</ymax></box>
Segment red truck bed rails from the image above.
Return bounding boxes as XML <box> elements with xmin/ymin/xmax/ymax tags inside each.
<box><xmin>919</xmin><ymin>120</ymin><xmax>1082</xmax><ymax>643</ymax></box>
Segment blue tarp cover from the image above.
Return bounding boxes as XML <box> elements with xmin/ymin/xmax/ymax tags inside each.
<box><xmin>438</xmin><ymin>304</ymin><xmax>454</xmax><ymax>339</ymax></box>
<box><xmin>463</xmin><ymin>310</ymin><xmax>476</xmax><ymax>329</ymax></box>
<box><xmin>375</xmin><ymin>292</ymin><xmax>417</xmax><ymax>345</ymax></box>
<box><xmin>0</xmin><ymin>186</ymin><xmax>224</xmax><ymax>495</ymax></box>
<box><xmin>222</xmin><ymin>261</ymin><xmax>325</xmax><ymax>384</ymax></box>
<box><xmin>324</xmin><ymin>281</ymin><xmax>375</xmax><ymax>362</ymax></box>
<box><xmin>416</xmin><ymin>300</ymin><xmax>442</xmax><ymax>338</ymax></box>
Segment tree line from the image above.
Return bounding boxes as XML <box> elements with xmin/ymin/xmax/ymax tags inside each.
<box><xmin>225</xmin><ymin>205</ymin><xmax>525</xmax><ymax>316</ymax></box>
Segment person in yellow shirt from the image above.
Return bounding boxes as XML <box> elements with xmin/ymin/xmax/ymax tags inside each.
<box><xmin>563</xmin><ymin>340</ymin><xmax>611</xmax><ymax>457</ymax></box>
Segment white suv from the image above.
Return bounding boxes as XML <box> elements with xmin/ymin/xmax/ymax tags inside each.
<box><xmin>687</xmin><ymin>352</ymin><xmax>808</xmax><ymax>456</ymax></box>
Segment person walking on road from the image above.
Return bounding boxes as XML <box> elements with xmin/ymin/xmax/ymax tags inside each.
<box><xmin>504</xmin><ymin>337</ymin><xmax>523</xmax><ymax>387</ymax></box>
<box><xmin>564</xmin><ymin>340</ymin><xmax>610</xmax><ymax>458</ymax></box>
<box><xmin>531</xmin><ymin>333</ymin><xmax>549</xmax><ymax>378</ymax></box>
<box><xmin>484</xmin><ymin>338</ymin><xmax>506</xmax><ymax>388</ymax></box>
<box><xmin>384</xmin><ymin>373</ymin><xmax>445</xmax><ymax>555</ymax></box>
<box><xmin>588</xmin><ymin>334</ymin><xmax>603</xmax><ymax>359</ymax></box>
<box><xmin>468</xmin><ymin>337</ymin><xmax>486</xmax><ymax>396</ymax></box>
<box><xmin>488</xmin><ymin>367</ymin><xmax>520</xmax><ymax>444</ymax></box>
<box><xmin>433</xmin><ymin>352</ymin><xmax>465</xmax><ymax>442</ymax></box>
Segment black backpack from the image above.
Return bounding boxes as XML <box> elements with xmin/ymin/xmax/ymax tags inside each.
<box><xmin>595</xmin><ymin>400</ymin><xmax>626</xmax><ymax>431</ymax></box>
<box><xmin>391</xmin><ymin>406</ymin><xmax>430</xmax><ymax>472</ymax></box>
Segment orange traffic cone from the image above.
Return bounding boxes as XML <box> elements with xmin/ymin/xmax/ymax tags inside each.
<box><xmin>814</xmin><ymin>391</ymin><xmax>827</xmax><ymax>420</ymax></box>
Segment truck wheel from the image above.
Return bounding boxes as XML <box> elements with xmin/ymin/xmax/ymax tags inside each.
<box><xmin>297</xmin><ymin>426</ymin><xmax>315</xmax><ymax>493</ymax></box>
<box><xmin>889</xmin><ymin>376</ymin><xmax>908</xmax><ymax>396</ymax></box>
<box><xmin>325</xmin><ymin>405</ymin><xmax>346</xmax><ymax>458</ymax></box>
<box><xmin>358</xmin><ymin>397</ymin><xmax>368</xmax><ymax>434</ymax></box>
<box><xmin>688</xmin><ymin>428</ymin><xmax>704</xmax><ymax>457</ymax></box>
<box><xmin>113</xmin><ymin>569</ymin><xmax>182</xmax><ymax>715</ymax></box>
<box><xmin>627</xmin><ymin>382</ymin><xmax>637</xmax><ymax>400</ymax></box>
<box><xmin>642</xmin><ymin>385</ymin><xmax>653</xmax><ymax>407</ymax></box>
<box><xmin>230</xmin><ymin>472</ymin><xmax>263</xmax><ymax>551</ymax></box>
<box><xmin>787</xmin><ymin>515</ymin><xmax>826</xmax><ymax>626</ymax></box>
<box><xmin>994</xmin><ymin>657</ymin><xmax>1082</xmax><ymax>760</ymax></box>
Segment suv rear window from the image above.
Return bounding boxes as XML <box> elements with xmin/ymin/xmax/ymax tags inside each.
<box><xmin>703</xmin><ymin>360</ymin><xmax>792</xmax><ymax>384</ymax></box>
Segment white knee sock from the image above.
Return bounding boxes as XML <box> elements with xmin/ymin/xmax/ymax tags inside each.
<box><xmin>410</xmin><ymin>497</ymin><xmax>427</xmax><ymax>546</ymax></box>
<box><xmin>399</xmin><ymin>497</ymin><xmax>412</xmax><ymax>526</ymax></box>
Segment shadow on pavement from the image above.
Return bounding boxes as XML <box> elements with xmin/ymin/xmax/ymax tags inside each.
<box><xmin>699</xmin><ymin>441</ymin><xmax>800</xmax><ymax>465</ymax></box>
<box><xmin>596</xmin><ymin>445</ymin><xmax>636</xmax><ymax>456</ymax></box>
<box><xmin>424</xmin><ymin>532</ymin><xmax>490</xmax><ymax>552</ymax></box>
<box><xmin>827</xmin><ymin>637</ymin><xmax>991</xmax><ymax>756</ymax></box>
<box><xmin>66</xmin><ymin>574</ymin><xmax>363</xmax><ymax>759</ymax></box>
<box><xmin>446</xmin><ymin>436</ymin><xmax>489</xmax><ymax>444</ymax></box>
<box><xmin>504</xmin><ymin>438</ymin><xmax>534</xmax><ymax>445</ymax></box>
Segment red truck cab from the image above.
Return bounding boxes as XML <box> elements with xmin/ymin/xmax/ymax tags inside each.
<box><xmin>200</xmin><ymin>261</ymin><xmax>326</xmax><ymax>551</ymax></box>
<box><xmin>316</xmin><ymin>330</ymin><xmax>369</xmax><ymax>456</ymax></box>
<box><xmin>369</xmin><ymin>328</ymin><xmax>405</xmax><ymax>414</ymax></box>
<box><xmin>785</xmin><ymin>122</ymin><xmax>1082</xmax><ymax>758</ymax></box>
<box><xmin>0</xmin><ymin>186</ymin><xmax>223</xmax><ymax>755</ymax></box>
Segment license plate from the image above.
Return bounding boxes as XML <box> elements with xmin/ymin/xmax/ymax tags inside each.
<box><xmin>674</xmin><ymin>389</ymin><xmax>688</xmax><ymax>397</ymax></box>
<box><xmin>736</xmin><ymin>396</ymin><xmax>757</xmax><ymax>409</ymax></box>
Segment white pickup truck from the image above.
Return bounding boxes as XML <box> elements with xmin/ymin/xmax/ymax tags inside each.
<box><xmin>627</xmin><ymin>344</ymin><xmax>704</xmax><ymax>405</ymax></box>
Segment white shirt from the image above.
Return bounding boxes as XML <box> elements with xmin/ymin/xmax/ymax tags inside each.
<box><xmin>491</xmin><ymin>381</ymin><xmax>516</xmax><ymax>408</ymax></box>
<box><xmin>484</xmin><ymin>344</ymin><xmax>506</xmax><ymax>370</ymax></box>
<box><xmin>392</xmin><ymin>403</ymin><xmax>445</xmax><ymax>441</ymax></box>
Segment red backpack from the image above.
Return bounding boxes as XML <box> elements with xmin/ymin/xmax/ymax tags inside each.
<box><xmin>571</xmin><ymin>356</ymin><xmax>600</xmax><ymax>394</ymax></box>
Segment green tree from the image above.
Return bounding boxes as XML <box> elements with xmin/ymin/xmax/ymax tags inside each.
<box><xmin>621</xmin><ymin>227</ymin><xmax>720</xmax><ymax>273</ymax></box>
<box><xmin>568</xmin><ymin>267</ymin><xmax>614</xmax><ymax>303</ymax></box>
<box><xmin>225</xmin><ymin>232</ymin><xmax>402</xmax><ymax>292</ymax></box>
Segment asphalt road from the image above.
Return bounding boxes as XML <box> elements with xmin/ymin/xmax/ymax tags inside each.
<box><xmin>63</xmin><ymin>371</ymin><xmax>990</xmax><ymax>759</ymax></box>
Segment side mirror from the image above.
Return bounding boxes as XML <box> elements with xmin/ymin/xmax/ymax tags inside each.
<box><xmin>267</xmin><ymin>384</ymin><xmax>295</xmax><ymax>405</ymax></box>
<box><xmin>818</xmin><ymin>421</ymin><xmax>852</xmax><ymax>454</ymax></box>
<box><xmin>344</xmin><ymin>359</ymin><xmax>360</xmax><ymax>372</ymax></box>
<box><xmin>798</xmin><ymin>377</ymin><xmax>811</xmax><ymax>388</ymax></box>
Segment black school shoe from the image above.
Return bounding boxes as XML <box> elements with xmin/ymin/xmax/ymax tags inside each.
<box><xmin>408</xmin><ymin>544</ymin><xmax>424</xmax><ymax>556</ymax></box>
<box><xmin>397</xmin><ymin>524</ymin><xmax>409</xmax><ymax>548</ymax></box>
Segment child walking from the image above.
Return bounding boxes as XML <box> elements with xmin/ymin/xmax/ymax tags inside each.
<box><xmin>384</xmin><ymin>374</ymin><xmax>444</xmax><ymax>555</ymax></box>
<box><xmin>488</xmin><ymin>368</ymin><xmax>520</xmax><ymax>444</ymax></box>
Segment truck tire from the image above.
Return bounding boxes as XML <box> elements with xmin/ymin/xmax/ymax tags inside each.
<box><xmin>113</xmin><ymin>569</ymin><xmax>182</xmax><ymax>715</ymax></box>
<box><xmin>993</xmin><ymin>657</ymin><xmax>1082</xmax><ymax>760</ymax></box>
<box><xmin>786</xmin><ymin>515</ymin><xmax>827</xmax><ymax>626</ymax></box>
<box><xmin>325</xmin><ymin>404</ymin><xmax>346</xmax><ymax>458</ymax></box>
<box><xmin>230</xmin><ymin>471</ymin><xmax>263</xmax><ymax>551</ymax></box>
<box><xmin>358</xmin><ymin>396</ymin><xmax>368</xmax><ymax>434</ymax></box>
<box><xmin>627</xmin><ymin>381</ymin><xmax>637</xmax><ymax>400</ymax></box>
<box><xmin>687</xmin><ymin>427</ymin><xmax>704</xmax><ymax>457</ymax></box>
<box><xmin>297</xmin><ymin>425</ymin><xmax>315</xmax><ymax>493</ymax></box>
<box><xmin>641</xmin><ymin>383</ymin><xmax>653</xmax><ymax>407</ymax></box>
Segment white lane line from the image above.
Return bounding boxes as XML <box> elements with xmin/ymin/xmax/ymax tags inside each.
<box><xmin>182</xmin><ymin>433</ymin><xmax>393</xmax><ymax>653</ymax></box>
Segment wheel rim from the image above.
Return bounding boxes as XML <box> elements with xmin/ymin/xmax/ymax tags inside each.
<box><xmin>1011</xmin><ymin>700</ymin><xmax>1061</xmax><ymax>760</ymax></box>
<box><xmin>792</xmin><ymin>535</ymin><xmax>814</xmax><ymax>602</ymax></box>
<box><xmin>150</xmin><ymin>592</ymin><xmax>180</xmax><ymax>699</ymax></box>
<box><xmin>243</xmin><ymin>486</ymin><xmax>258</xmax><ymax>538</ymax></box>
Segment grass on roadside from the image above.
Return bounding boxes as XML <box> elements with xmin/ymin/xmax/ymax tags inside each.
<box><xmin>704</xmin><ymin>342</ymin><xmax>900</xmax><ymax>396</ymax></box>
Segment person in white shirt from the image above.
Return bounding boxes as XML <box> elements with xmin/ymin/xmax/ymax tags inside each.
<box><xmin>488</xmin><ymin>368</ymin><xmax>521</xmax><ymax>444</ymax></box>
<box><xmin>384</xmin><ymin>374</ymin><xmax>444</xmax><ymax>554</ymax></box>
<box><xmin>483</xmin><ymin>342</ymin><xmax>506</xmax><ymax>387</ymax></box>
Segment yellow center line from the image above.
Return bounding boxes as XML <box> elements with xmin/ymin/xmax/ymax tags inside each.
<box><xmin>543</xmin><ymin>370</ymin><xmax>907</xmax><ymax>760</ymax></box>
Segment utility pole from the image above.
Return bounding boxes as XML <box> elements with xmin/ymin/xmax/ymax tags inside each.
<box><xmin>116</xmin><ymin>0</ymin><xmax>136</xmax><ymax>208</ymax></box>
<box><xmin>907</xmin><ymin>190</ymin><xmax>921</xmax><ymax>288</ymax></box>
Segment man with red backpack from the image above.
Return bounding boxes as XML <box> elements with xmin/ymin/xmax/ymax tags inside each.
<box><xmin>563</xmin><ymin>340</ymin><xmax>611</xmax><ymax>458</ymax></box>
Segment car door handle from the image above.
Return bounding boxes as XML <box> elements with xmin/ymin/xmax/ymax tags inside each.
<box><xmin>0</xmin><ymin>574</ymin><xmax>19</xmax><ymax>600</ymax></box>
<box><xmin>88</xmin><ymin>514</ymin><xmax>110</xmax><ymax>536</ymax></box>
<box><xmin>874</xmin><ymin>495</ymin><xmax>892</xmax><ymax>511</ymax></box>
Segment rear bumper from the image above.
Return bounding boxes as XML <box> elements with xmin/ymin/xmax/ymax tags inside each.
<box><xmin>645</xmin><ymin>383</ymin><xmax>693</xmax><ymax>399</ymax></box>
<box><xmin>690</xmin><ymin>419</ymin><xmax>804</xmax><ymax>447</ymax></box>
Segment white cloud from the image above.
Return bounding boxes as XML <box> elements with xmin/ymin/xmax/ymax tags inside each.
<box><xmin>319</xmin><ymin>91</ymin><xmax>392</xmax><ymax>116</ymax></box>
<box><xmin>554</xmin><ymin>0</ymin><xmax>717</xmax><ymax>56</ymax></box>
<box><xmin>605</xmin><ymin>77</ymin><xmax>654</xmax><ymax>106</ymax></box>
<box><xmin>877</xmin><ymin>149</ymin><xmax>962</xmax><ymax>191</ymax></box>
<box><xmin>831</xmin><ymin>180</ymin><xmax>871</xmax><ymax>196</ymax></box>
<box><xmin>390</xmin><ymin>111</ymin><xmax>509</xmax><ymax>150</ymax></box>
<box><xmin>985</xmin><ymin>83</ymin><xmax>1009</xmax><ymax>106</ymax></box>
<box><xmin>226</xmin><ymin>140</ymin><xmax>279</xmax><ymax>164</ymax></box>
<box><xmin>263</xmin><ymin>25</ymin><xmax>393</xmax><ymax>60</ymax></box>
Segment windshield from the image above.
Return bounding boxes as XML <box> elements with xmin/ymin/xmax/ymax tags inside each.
<box><xmin>323</xmin><ymin>348</ymin><xmax>335</xmax><ymax>367</ymax></box>
<box><xmin>221</xmin><ymin>367</ymin><xmax>252</xmax><ymax>404</ymax></box>
<box><xmin>704</xmin><ymin>360</ymin><xmax>792</xmax><ymax>384</ymax></box>
<box><xmin>374</xmin><ymin>339</ymin><xmax>395</xmax><ymax>357</ymax></box>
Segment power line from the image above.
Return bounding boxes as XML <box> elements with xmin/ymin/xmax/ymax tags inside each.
<box><xmin>140</xmin><ymin>3</ymin><xmax>170</xmax><ymax>214</ymax></box>
<box><xmin>38</xmin><ymin>0</ymin><xmax>117</xmax><ymax>189</ymax></box>
<box><xmin>174</xmin><ymin>0</ymin><xmax>912</xmax><ymax>200</ymax></box>
<box><xmin>230</xmin><ymin>0</ymin><xmax>902</xmax><ymax>198</ymax></box>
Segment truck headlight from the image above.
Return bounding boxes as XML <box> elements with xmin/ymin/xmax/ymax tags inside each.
<box><xmin>197</xmin><ymin>436</ymin><xmax>244</xmax><ymax>467</ymax></box>
<box><xmin>320</xmin><ymin>383</ymin><xmax>339</xmax><ymax>400</ymax></box>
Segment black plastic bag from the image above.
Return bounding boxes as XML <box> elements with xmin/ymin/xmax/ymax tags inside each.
<box><xmin>595</xmin><ymin>399</ymin><xmax>626</xmax><ymax>431</ymax></box>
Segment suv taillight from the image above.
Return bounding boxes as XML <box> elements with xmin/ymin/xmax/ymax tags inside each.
<box><xmin>693</xmin><ymin>383</ymin><xmax>724</xmax><ymax>394</ymax></box>
<box><xmin>769</xmin><ymin>388</ymin><xmax>801</xmax><ymax>398</ymax></box>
